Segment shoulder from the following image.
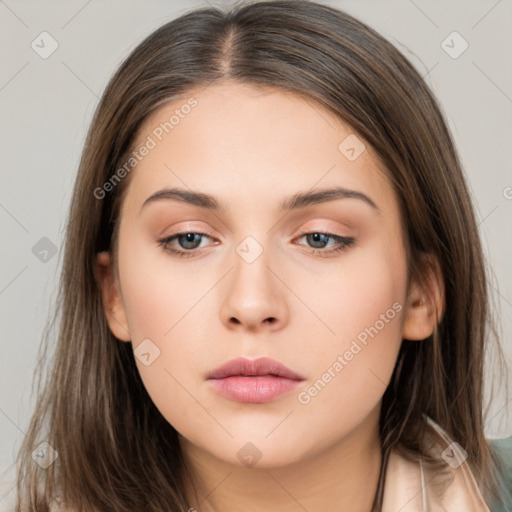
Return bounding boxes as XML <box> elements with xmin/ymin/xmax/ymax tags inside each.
<box><xmin>487</xmin><ymin>435</ymin><xmax>512</xmax><ymax>512</ymax></box>
<box><xmin>381</xmin><ymin>418</ymin><xmax>492</xmax><ymax>511</ymax></box>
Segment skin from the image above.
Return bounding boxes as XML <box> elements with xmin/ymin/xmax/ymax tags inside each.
<box><xmin>95</xmin><ymin>81</ymin><xmax>443</xmax><ymax>511</ymax></box>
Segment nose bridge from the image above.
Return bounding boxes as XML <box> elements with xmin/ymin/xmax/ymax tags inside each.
<box><xmin>231</xmin><ymin>232</ymin><xmax>274</xmax><ymax>301</ymax></box>
<box><xmin>220</xmin><ymin>231</ymin><xmax>288</xmax><ymax>331</ymax></box>
<box><xmin>235</xmin><ymin>234</ymin><xmax>266</xmax><ymax>267</ymax></box>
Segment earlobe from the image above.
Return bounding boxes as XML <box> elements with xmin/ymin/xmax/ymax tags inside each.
<box><xmin>94</xmin><ymin>251</ymin><xmax>131</xmax><ymax>342</ymax></box>
<box><xmin>401</xmin><ymin>253</ymin><xmax>445</xmax><ymax>341</ymax></box>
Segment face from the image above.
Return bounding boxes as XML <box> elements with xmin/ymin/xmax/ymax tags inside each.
<box><xmin>97</xmin><ymin>81</ymin><xmax>433</xmax><ymax>470</ymax></box>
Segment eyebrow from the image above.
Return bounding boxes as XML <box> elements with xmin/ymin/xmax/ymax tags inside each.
<box><xmin>140</xmin><ymin>186</ymin><xmax>379</xmax><ymax>214</ymax></box>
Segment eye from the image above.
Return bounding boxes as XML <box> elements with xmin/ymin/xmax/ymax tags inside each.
<box><xmin>157</xmin><ymin>231</ymin><xmax>214</xmax><ymax>258</ymax></box>
<box><xmin>157</xmin><ymin>230</ymin><xmax>356</xmax><ymax>259</ymax></box>
<box><xmin>294</xmin><ymin>231</ymin><xmax>356</xmax><ymax>257</ymax></box>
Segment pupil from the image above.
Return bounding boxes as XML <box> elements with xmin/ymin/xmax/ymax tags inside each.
<box><xmin>309</xmin><ymin>233</ymin><xmax>327</xmax><ymax>248</ymax></box>
<box><xmin>180</xmin><ymin>233</ymin><xmax>200</xmax><ymax>249</ymax></box>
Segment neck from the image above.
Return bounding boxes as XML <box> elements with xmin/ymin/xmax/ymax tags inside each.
<box><xmin>179</xmin><ymin>407</ymin><xmax>383</xmax><ymax>512</ymax></box>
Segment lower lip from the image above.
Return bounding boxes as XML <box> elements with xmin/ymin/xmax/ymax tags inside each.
<box><xmin>208</xmin><ymin>376</ymin><xmax>303</xmax><ymax>403</ymax></box>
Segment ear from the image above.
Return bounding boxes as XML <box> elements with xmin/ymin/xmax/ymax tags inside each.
<box><xmin>94</xmin><ymin>251</ymin><xmax>131</xmax><ymax>342</ymax></box>
<box><xmin>401</xmin><ymin>252</ymin><xmax>445</xmax><ymax>341</ymax></box>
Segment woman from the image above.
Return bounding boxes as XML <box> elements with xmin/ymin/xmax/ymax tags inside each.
<box><xmin>14</xmin><ymin>1</ymin><xmax>511</xmax><ymax>510</ymax></box>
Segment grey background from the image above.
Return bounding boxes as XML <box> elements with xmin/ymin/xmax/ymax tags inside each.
<box><xmin>1</xmin><ymin>0</ymin><xmax>511</xmax><ymax>508</ymax></box>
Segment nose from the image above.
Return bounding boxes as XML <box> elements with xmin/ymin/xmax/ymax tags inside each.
<box><xmin>219</xmin><ymin>244</ymin><xmax>289</xmax><ymax>333</ymax></box>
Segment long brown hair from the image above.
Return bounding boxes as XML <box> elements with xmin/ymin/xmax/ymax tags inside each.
<box><xmin>14</xmin><ymin>1</ymin><xmax>508</xmax><ymax>509</ymax></box>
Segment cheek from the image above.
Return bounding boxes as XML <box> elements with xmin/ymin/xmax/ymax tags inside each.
<box><xmin>301</xmin><ymin>232</ymin><xmax>406</xmax><ymax>349</ymax></box>
<box><xmin>118</xmin><ymin>230</ymin><xmax>209</xmax><ymax>344</ymax></box>
<box><xmin>293</xmin><ymin>236</ymin><xmax>406</xmax><ymax>415</ymax></box>
<box><xmin>117</xmin><ymin>235</ymin><xmax>215</xmax><ymax>433</ymax></box>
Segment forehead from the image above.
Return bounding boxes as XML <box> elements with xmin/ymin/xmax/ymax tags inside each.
<box><xmin>122</xmin><ymin>81</ymin><xmax>397</xmax><ymax>218</ymax></box>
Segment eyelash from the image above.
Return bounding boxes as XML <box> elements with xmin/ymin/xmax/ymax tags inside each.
<box><xmin>157</xmin><ymin>230</ymin><xmax>356</xmax><ymax>259</ymax></box>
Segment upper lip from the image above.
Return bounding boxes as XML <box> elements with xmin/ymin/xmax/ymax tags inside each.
<box><xmin>207</xmin><ymin>357</ymin><xmax>305</xmax><ymax>380</ymax></box>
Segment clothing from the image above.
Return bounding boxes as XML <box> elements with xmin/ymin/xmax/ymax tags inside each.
<box><xmin>488</xmin><ymin>435</ymin><xmax>512</xmax><ymax>512</ymax></box>
<box><xmin>378</xmin><ymin>417</ymin><xmax>512</xmax><ymax>511</ymax></box>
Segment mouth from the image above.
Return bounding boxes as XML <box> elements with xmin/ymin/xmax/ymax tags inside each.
<box><xmin>207</xmin><ymin>357</ymin><xmax>305</xmax><ymax>404</ymax></box>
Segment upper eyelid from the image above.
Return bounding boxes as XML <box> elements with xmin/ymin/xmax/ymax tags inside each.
<box><xmin>161</xmin><ymin>228</ymin><xmax>348</xmax><ymax>238</ymax></box>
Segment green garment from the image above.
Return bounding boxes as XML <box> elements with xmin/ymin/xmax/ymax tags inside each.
<box><xmin>489</xmin><ymin>436</ymin><xmax>512</xmax><ymax>511</ymax></box>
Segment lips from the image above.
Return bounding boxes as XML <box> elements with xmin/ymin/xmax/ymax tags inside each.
<box><xmin>207</xmin><ymin>356</ymin><xmax>305</xmax><ymax>381</ymax></box>
<box><xmin>207</xmin><ymin>357</ymin><xmax>305</xmax><ymax>404</ymax></box>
